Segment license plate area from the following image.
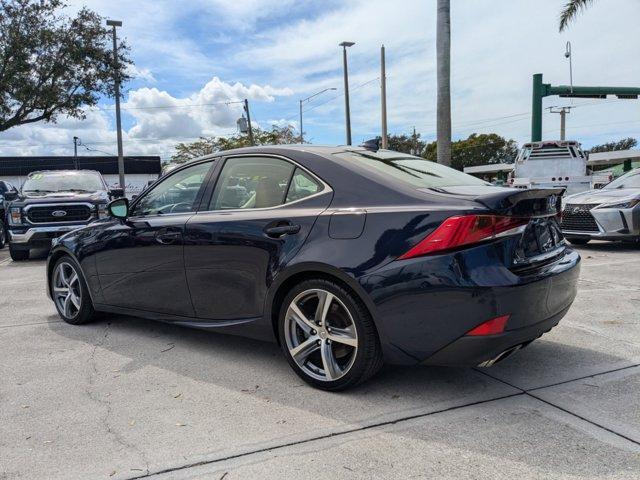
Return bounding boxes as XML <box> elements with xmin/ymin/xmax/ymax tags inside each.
<box><xmin>513</xmin><ymin>217</ymin><xmax>565</xmax><ymax>267</ymax></box>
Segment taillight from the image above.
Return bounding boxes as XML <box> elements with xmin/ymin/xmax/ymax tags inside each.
<box><xmin>398</xmin><ymin>215</ymin><xmax>529</xmax><ymax>259</ymax></box>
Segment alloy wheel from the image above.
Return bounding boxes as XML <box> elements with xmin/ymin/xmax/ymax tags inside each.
<box><xmin>53</xmin><ymin>262</ymin><xmax>82</xmax><ymax>319</ymax></box>
<box><xmin>284</xmin><ymin>288</ymin><xmax>358</xmax><ymax>382</ymax></box>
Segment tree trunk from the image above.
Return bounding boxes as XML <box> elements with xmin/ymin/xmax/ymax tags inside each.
<box><xmin>436</xmin><ymin>0</ymin><xmax>452</xmax><ymax>166</ymax></box>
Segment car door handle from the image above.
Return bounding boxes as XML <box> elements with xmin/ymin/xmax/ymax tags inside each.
<box><xmin>155</xmin><ymin>229</ymin><xmax>182</xmax><ymax>245</ymax></box>
<box><xmin>264</xmin><ymin>223</ymin><xmax>301</xmax><ymax>238</ymax></box>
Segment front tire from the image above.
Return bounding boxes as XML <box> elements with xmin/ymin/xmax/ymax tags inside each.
<box><xmin>0</xmin><ymin>221</ymin><xmax>6</xmax><ymax>249</ymax></box>
<box><xmin>51</xmin><ymin>256</ymin><xmax>98</xmax><ymax>325</ymax></box>
<box><xmin>278</xmin><ymin>279</ymin><xmax>383</xmax><ymax>391</ymax></box>
<box><xmin>9</xmin><ymin>245</ymin><xmax>29</xmax><ymax>261</ymax></box>
<box><xmin>567</xmin><ymin>237</ymin><xmax>590</xmax><ymax>246</ymax></box>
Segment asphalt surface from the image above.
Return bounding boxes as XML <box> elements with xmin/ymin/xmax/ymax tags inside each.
<box><xmin>1</xmin><ymin>243</ymin><xmax>639</xmax><ymax>479</ymax></box>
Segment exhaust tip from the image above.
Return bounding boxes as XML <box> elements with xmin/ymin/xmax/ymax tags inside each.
<box><xmin>477</xmin><ymin>344</ymin><xmax>523</xmax><ymax>368</ymax></box>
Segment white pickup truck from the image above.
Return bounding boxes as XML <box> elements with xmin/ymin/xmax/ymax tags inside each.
<box><xmin>509</xmin><ymin>141</ymin><xmax>610</xmax><ymax>196</ymax></box>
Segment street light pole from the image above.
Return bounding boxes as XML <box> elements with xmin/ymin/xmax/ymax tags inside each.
<box><xmin>107</xmin><ymin>19</ymin><xmax>125</xmax><ymax>192</ymax></box>
<box><xmin>339</xmin><ymin>41</ymin><xmax>355</xmax><ymax>145</ymax></box>
<box><xmin>565</xmin><ymin>41</ymin><xmax>573</xmax><ymax>93</ymax></box>
<box><xmin>298</xmin><ymin>87</ymin><xmax>337</xmax><ymax>143</ymax></box>
<box><xmin>73</xmin><ymin>136</ymin><xmax>79</xmax><ymax>170</ymax></box>
<box><xmin>380</xmin><ymin>44</ymin><xmax>388</xmax><ymax>150</ymax></box>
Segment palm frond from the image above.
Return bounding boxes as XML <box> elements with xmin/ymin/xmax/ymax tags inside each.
<box><xmin>559</xmin><ymin>0</ymin><xmax>594</xmax><ymax>32</ymax></box>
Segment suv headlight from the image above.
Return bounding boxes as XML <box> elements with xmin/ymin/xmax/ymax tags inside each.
<box><xmin>97</xmin><ymin>203</ymin><xmax>109</xmax><ymax>218</ymax></box>
<box><xmin>597</xmin><ymin>199</ymin><xmax>640</xmax><ymax>209</ymax></box>
<box><xmin>8</xmin><ymin>207</ymin><xmax>22</xmax><ymax>225</ymax></box>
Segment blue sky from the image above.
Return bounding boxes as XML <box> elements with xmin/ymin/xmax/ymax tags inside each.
<box><xmin>1</xmin><ymin>0</ymin><xmax>639</xmax><ymax>160</ymax></box>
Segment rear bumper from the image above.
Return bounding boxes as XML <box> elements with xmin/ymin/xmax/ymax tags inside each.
<box><xmin>8</xmin><ymin>225</ymin><xmax>84</xmax><ymax>249</ymax></box>
<box><xmin>359</xmin><ymin>241</ymin><xmax>580</xmax><ymax>365</ymax></box>
<box><xmin>422</xmin><ymin>305</ymin><xmax>569</xmax><ymax>367</ymax></box>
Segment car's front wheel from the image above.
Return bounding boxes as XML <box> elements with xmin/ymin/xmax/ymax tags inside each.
<box><xmin>0</xmin><ymin>221</ymin><xmax>6</xmax><ymax>249</ymax></box>
<box><xmin>278</xmin><ymin>279</ymin><xmax>383</xmax><ymax>391</ymax></box>
<box><xmin>51</xmin><ymin>256</ymin><xmax>98</xmax><ymax>325</ymax></box>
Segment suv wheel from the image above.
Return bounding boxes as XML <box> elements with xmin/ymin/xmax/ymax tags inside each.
<box><xmin>9</xmin><ymin>245</ymin><xmax>29</xmax><ymax>261</ymax></box>
<box><xmin>278</xmin><ymin>279</ymin><xmax>383</xmax><ymax>391</ymax></box>
<box><xmin>0</xmin><ymin>221</ymin><xmax>5</xmax><ymax>249</ymax></box>
<box><xmin>51</xmin><ymin>256</ymin><xmax>98</xmax><ymax>325</ymax></box>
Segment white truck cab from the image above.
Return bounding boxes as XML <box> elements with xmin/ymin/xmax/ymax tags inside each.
<box><xmin>510</xmin><ymin>140</ymin><xmax>609</xmax><ymax>195</ymax></box>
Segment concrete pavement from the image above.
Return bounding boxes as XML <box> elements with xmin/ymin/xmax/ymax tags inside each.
<box><xmin>0</xmin><ymin>243</ymin><xmax>639</xmax><ymax>479</ymax></box>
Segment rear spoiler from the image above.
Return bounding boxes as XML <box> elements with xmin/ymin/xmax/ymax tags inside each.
<box><xmin>473</xmin><ymin>188</ymin><xmax>564</xmax><ymax>218</ymax></box>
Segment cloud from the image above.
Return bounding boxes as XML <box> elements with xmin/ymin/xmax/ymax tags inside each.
<box><xmin>0</xmin><ymin>76</ymin><xmax>293</xmax><ymax>159</ymax></box>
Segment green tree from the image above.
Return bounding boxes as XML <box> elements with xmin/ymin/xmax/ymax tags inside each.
<box><xmin>559</xmin><ymin>0</ymin><xmax>595</xmax><ymax>31</ymax></box>
<box><xmin>375</xmin><ymin>133</ymin><xmax>426</xmax><ymax>155</ymax></box>
<box><xmin>0</xmin><ymin>0</ymin><xmax>132</xmax><ymax>131</ymax></box>
<box><xmin>171</xmin><ymin>125</ymin><xmax>297</xmax><ymax>163</ymax></box>
<box><xmin>423</xmin><ymin>133</ymin><xmax>519</xmax><ymax>171</ymax></box>
<box><xmin>589</xmin><ymin>137</ymin><xmax>637</xmax><ymax>153</ymax></box>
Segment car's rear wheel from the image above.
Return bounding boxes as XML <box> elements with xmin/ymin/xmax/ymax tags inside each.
<box><xmin>9</xmin><ymin>245</ymin><xmax>29</xmax><ymax>261</ymax></box>
<box><xmin>278</xmin><ymin>279</ymin><xmax>383</xmax><ymax>391</ymax></box>
<box><xmin>567</xmin><ymin>237</ymin><xmax>590</xmax><ymax>245</ymax></box>
<box><xmin>51</xmin><ymin>256</ymin><xmax>98</xmax><ymax>325</ymax></box>
<box><xmin>0</xmin><ymin>221</ymin><xmax>6</xmax><ymax>249</ymax></box>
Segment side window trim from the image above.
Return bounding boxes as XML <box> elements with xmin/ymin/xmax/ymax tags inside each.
<box><xmin>129</xmin><ymin>159</ymin><xmax>215</xmax><ymax>218</ymax></box>
<box><xmin>199</xmin><ymin>153</ymin><xmax>330</xmax><ymax>213</ymax></box>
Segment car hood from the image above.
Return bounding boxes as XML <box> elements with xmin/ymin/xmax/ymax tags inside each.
<box><xmin>16</xmin><ymin>191</ymin><xmax>108</xmax><ymax>204</ymax></box>
<box><xmin>564</xmin><ymin>188</ymin><xmax>639</xmax><ymax>205</ymax></box>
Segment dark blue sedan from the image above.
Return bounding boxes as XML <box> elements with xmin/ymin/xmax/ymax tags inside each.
<box><xmin>46</xmin><ymin>146</ymin><xmax>580</xmax><ymax>390</ymax></box>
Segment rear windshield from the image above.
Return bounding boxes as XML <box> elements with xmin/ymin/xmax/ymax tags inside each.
<box><xmin>22</xmin><ymin>171</ymin><xmax>105</xmax><ymax>193</ymax></box>
<box><xmin>334</xmin><ymin>150</ymin><xmax>490</xmax><ymax>188</ymax></box>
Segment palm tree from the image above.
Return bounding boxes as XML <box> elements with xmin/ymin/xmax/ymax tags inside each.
<box><xmin>436</xmin><ymin>0</ymin><xmax>451</xmax><ymax>166</ymax></box>
<box><xmin>559</xmin><ymin>0</ymin><xmax>595</xmax><ymax>31</ymax></box>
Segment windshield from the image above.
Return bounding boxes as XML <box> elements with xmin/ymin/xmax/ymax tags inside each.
<box><xmin>334</xmin><ymin>150</ymin><xmax>490</xmax><ymax>188</ymax></box>
<box><xmin>603</xmin><ymin>170</ymin><xmax>640</xmax><ymax>190</ymax></box>
<box><xmin>22</xmin><ymin>171</ymin><xmax>105</xmax><ymax>193</ymax></box>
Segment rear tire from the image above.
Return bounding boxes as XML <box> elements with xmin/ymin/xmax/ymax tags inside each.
<box><xmin>278</xmin><ymin>278</ymin><xmax>383</xmax><ymax>391</ymax></box>
<box><xmin>9</xmin><ymin>246</ymin><xmax>29</xmax><ymax>261</ymax></box>
<box><xmin>567</xmin><ymin>237</ymin><xmax>590</xmax><ymax>246</ymax></box>
<box><xmin>50</xmin><ymin>256</ymin><xmax>98</xmax><ymax>325</ymax></box>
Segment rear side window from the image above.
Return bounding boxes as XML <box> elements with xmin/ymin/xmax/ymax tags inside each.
<box><xmin>286</xmin><ymin>168</ymin><xmax>322</xmax><ymax>203</ymax></box>
<box><xmin>209</xmin><ymin>157</ymin><xmax>324</xmax><ymax>210</ymax></box>
<box><xmin>209</xmin><ymin>157</ymin><xmax>294</xmax><ymax>210</ymax></box>
<box><xmin>334</xmin><ymin>150</ymin><xmax>489</xmax><ymax>188</ymax></box>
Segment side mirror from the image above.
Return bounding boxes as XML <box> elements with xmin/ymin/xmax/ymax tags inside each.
<box><xmin>108</xmin><ymin>197</ymin><xmax>129</xmax><ymax>219</ymax></box>
<box><xmin>109</xmin><ymin>188</ymin><xmax>125</xmax><ymax>198</ymax></box>
<box><xmin>3</xmin><ymin>191</ymin><xmax>18</xmax><ymax>201</ymax></box>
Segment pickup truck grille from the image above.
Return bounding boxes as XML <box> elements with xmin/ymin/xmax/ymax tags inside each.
<box><xmin>26</xmin><ymin>204</ymin><xmax>93</xmax><ymax>224</ymax></box>
<box><xmin>561</xmin><ymin>204</ymin><xmax>599</xmax><ymax>232</ymax></box>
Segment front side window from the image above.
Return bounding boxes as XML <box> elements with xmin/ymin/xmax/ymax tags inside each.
<box><xmin>132</xmin><ymin>161</ymin><xmax>212</xmax><ymax>216</ymax></box>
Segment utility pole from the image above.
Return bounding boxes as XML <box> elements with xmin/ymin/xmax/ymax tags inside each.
<box><xmin>339</xmin><ymin>41</ymin><xmax>355</xmax><ymax>145</ymax></box>
<box><xmin>107</xmin><ymin>19</ymin><xmax>125</xmax><ymax>192</ymax></box>
<box><xmin>380</xmin><ymin>44</ymin><xmax>388</xmax><ymax>149</ymax></box>
<box><xmin>299</xmin><ymin>99</ymin><xmax>303</xmax><ymax>143</ymax></box>
<box><xmin>436</xmin><ymin>0</ymin><xmax>452</xmax><ymax>166</ymax></box>
<box><xmin>548</xmin><ymin>106</ymin><xmax>571</xmax><ymax>140</ymax></box>
<box><xmin>298</xmin><ymin>88</ymin><xmax>336</xmax><ymax>144</ymax></box>
<box><xmin>244</xmin><ymin>99</ymin><xmax>254</xmax><ymax>146</ymax></box>
<box><xmin>73</xmin><ymin>136</ymin><xmax>79</xmax><ymax>170</ymax></box>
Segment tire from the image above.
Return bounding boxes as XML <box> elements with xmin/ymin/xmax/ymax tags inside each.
<box><xmin>0</xmin><ymin>221</ymin><xmax>5</xmax><ymax>249</ymax></box>
<box><xmin>567</xmin><ymin>237</ymin><xmax>590</xmax><ymax>246</ymax></box>
<box><xmin>50</xmin><ymin>256</ymin><xmax>98</xmax><ymax>325</ymax></box>
<box><xmin>278</xmin><ymin>278</ymin><xmax>383</xmax><ymax>391</ymax></box>
<box><xmin>9</xmin><ymin>246</ymin><xmax>29</xmax><ymax>261</ymax></box>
